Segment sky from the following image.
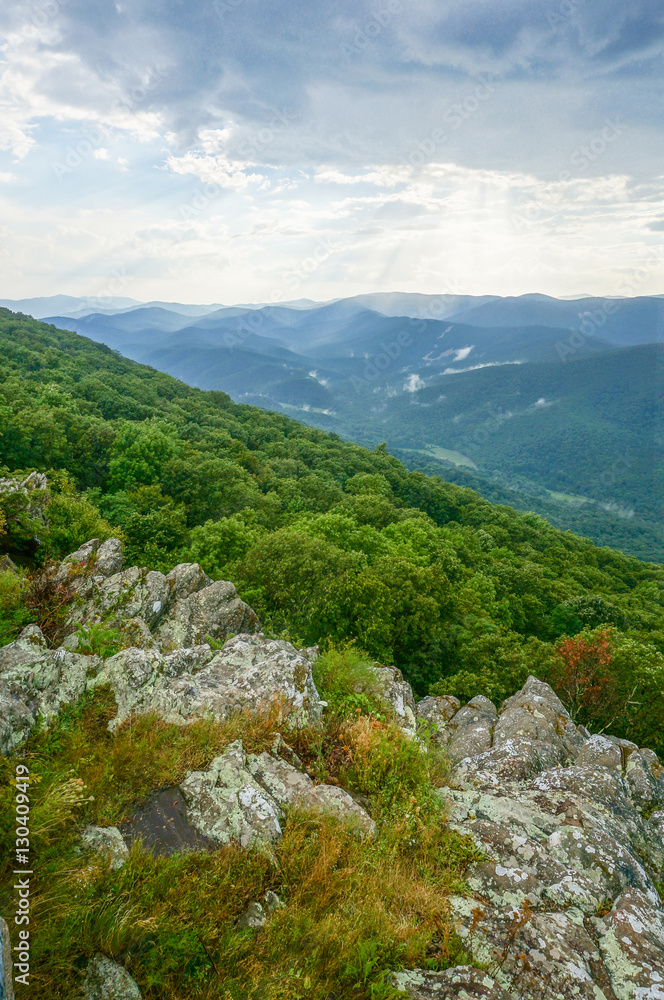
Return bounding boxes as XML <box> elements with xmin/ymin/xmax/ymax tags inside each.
<box><xmin>1</xmin><ymin>0</ymin><xmax>663</xmax><ymax>304</ymax></box>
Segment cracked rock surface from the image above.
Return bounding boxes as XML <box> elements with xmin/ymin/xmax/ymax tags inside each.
<box><xmin>405</xmin><ymin>676</ymin><xmax>664</xmax><ymax>1000</ymax></box>
<box><xmin>180</xmin><ymin>739</ymin><xmax>375</xmax><ymax>847</ymax></box>
<box><xmin>0</xmin><ymin>539</ymin><xmax>323</xmax><ymax>749</ymax></box>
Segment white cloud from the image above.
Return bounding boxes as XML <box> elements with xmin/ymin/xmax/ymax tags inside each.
<box><xmin>443</xmin><ymin>361</ymin><xmax>525</xmax><ymax>374</ymax></box>
<box><xmin>165</xmin><ymin>152</ymin><xmax>267</xmax><ymax>191</ymax></box>
<box><xmin>404</xmin><ymin>373</ymin><xmax>425</xmax><ymax>392</ymax></box>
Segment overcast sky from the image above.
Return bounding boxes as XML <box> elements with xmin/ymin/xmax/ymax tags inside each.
<box><xmin>1</xmin><ymin>0</ymin><xmax>663</xmax><ymax>303</ymax></box>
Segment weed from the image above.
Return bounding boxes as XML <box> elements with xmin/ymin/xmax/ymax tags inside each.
<box><xmin>25</xmin><ymin>569</ymin><xmax>75</xmax><ymax>646</ymax></box>
<box><xmin>75</xmin><ymin>618</ymin><xmax>122</xmax><ymax>659</ymax></box>
<box><xmin>0</xmin><ymin>567</ymin><xmax>31</xmax><ymax>645</ymax></box>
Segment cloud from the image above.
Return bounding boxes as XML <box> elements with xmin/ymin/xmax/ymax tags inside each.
<box><xmin>404</xmin><ymin>373</ymin><xmax>425</xmax><ymax>392</ymax></box>
<box><xmin>1</xmin><ymin>0</ymin><xmax>663</xmax><ymax>300</ymax></box>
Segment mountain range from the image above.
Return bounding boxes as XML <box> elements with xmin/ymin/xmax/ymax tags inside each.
<box><xmin>6</xmin><ymin>291</ymin><xmax>663</xmax><ymax>560</ymax></box>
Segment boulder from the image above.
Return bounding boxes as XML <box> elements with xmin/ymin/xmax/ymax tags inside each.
<box><xmin>598</xmin><ymin>888</ymin><xmax>664</xmax><ymax>999</ymax></box>
<box><xmin>147</xmin><ymin>633</ymin><xmax>324</xmax><ymax>730</ymax></box>
<box><xmin>1</xmin><ymin>915</ymin><xmax>14</xmax><ymax>1000</ymax></box>
<box><xmin>0</xmin><ymin>625</ymin><xmax>101</xmax><ymax>753</ymax></box>
<box><xmin>394</xmin><ymin>966</ymin><xmax>515</xmax><ymax>999</ymax></box>
<box><xmin>415</xmin><ymin>694</ymin><xmax>460</xmax><ymax>744</ymax></box>
<box><xmin>369</xmin><ymin>665</ymin><xmax>417</xmax><ymax>733</ymax></box>
<box><xmin>93</xmin><ymin>633</ymin><xmax>323</xmax><ymax>732</ymax></box>
<box><xmin>237</xmin><ymin>890</ymin><xmax>283</xmax><ymax>930</ymax></box>
<box><xmin>153</xmin><ymin>580</ymin><xmax>259</xmax><ymax>652</ymax></box>
<box><xmin>119</xmin><ymin>787</ymin><xmax>215</xmax><ymax>857</ymax></box>
<box><xmin>83</xmin><ymin>953</ymin><xmax>142</xmax><ymax>1000</ymax></box>
<box><xmin>431</xmin><ymin>676</ymin><xmax>664</xmax><ymax>1000</ymax></box>
<box><xmin>180</xmin><ymin>739</ymin><xmax>375</xmax><ymax>849</ymax></box>
<box><xmin>80</xmin><ymin>826</ymin><xmax>128</xmax><ymax>870</ymax></box>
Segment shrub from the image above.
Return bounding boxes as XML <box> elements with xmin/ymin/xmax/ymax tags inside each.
<box><xmin>313</xmin><ymin>646</ymin><xmax>392</xmax><ymax>722</ymax></box>
<box><xmin>74</xmin><ymin>619</ymin><xmax>122</xmax><ymax>659</ymax></box>
<box><xmin>0</xmin><ymin>568</ymin><xmax>31</xmax><ymax>645</ymax></box>
<box><xmin>39</xmin><ymin>491</ymin><xmax>115</xmax><ymax>563</ymax></box>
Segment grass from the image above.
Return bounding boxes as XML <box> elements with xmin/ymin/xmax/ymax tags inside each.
<box><xmin>0</xmin><ymin>567</ymin><xmax>32</xmax><ymax>645</ymax></box>
<box><xmin>0</xmin><ymin>647</ymin><xmax>480</xmax><ymax>999</ymax></box>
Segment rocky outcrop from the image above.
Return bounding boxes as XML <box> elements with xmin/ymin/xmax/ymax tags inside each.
<box><xmin>0</xmin><ymin>625</ymin><xmax>101</xmax><ymax>754</ymax></box>
<box><xmin>83</xmin><ymin>953</ymin><xmax>142</xmax><ymax>1000</ymax></box>
<box><xmin>403</xmin><ymin>676</ymin><xmax>664</xmax><ymax>1000</ymax></box>
<box><xmin>0</xmin><ymin>540</ymin><xmax>324</xmax><ymax>749</ymax></box>
<box><xmin>92</xmin><ymin>632</ymin><xmax>324</xmax><ymax>731</ymax></box>
<box><xmin>54</xmin><ymin>538</ymin><xmax>259</xmax><ymax>651</ymax></box>
<box><xmin>370</xmin><ymin>665</ymin><xmax>418</xmax><ymax>734</ymax></box>
<box><xmin>237</xmin><ymin>891</ymin><xmax>283</xmax><ymax>930</ymax></box>
<box><xmin>113</xmin><ymin>738</ymin><xmax>375</xmax><ymax>857</ymax></box>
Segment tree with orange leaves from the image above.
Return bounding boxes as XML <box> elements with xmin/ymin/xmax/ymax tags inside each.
<box><xmin>553</xmin><ymin>629</ymin><xmax>623</xmax><ymax>730</ymax></box>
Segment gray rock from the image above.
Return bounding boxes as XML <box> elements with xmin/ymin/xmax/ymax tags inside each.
<box><xmin>237</xmin><ymin>901</ymin><xmax>267</xmax><ymax>930</ymax></box>
<box><xmin>154</xmin><ymin>579</ymin><xmax>259</xmax><ymax>652</ymax></box>
<box><xmin>80</xmin><ymin>826</ymin><xmax>128</xmax><ymax>870</ymax></box>
<box><xmin>599</xmin><ymin>888</ymin><xmax>664</xmax><ymax>999</ymax></box>
<box><xmin>575</xmin><ymin>733</ymin><xmax>624</xmax><ymax>771</ymax></box>
<box><xmin>62</xmin><ymin>538</ymin><xmax>100</xmax><ymax>568</ymax></box>
<box><xmin>0</xmin><ymin>626</ymin><xmax>101</xmax><ymax>753</ymax></box>
<box><xmin>416</xmin><ymin>694</ymin><xmax>460</xmax><ymax>732</ymax></box>
<box><xmin>394</xmin><ymin>966</ymin><xmax>515</xmax><ymax>998</ymax></box>
<box><xmin>180</xmin><ymin>741</ymin><xmax>284</xmax><ymax>848</ymax></box>
<box><xmin>1</xmin><ymin>915</ymin><xmax>14</xmax><ymax>1000</ymax></box>
<box><xmin>149</xmin><ymin>633</ymin><xmax>323</xmax><ymax>729</ymax></box>
<box><xmin>95</xmin><ymin>539</ymin><xmax>124</xmax><ymax>577</ymax></box>
<box><xmin>119</xmin><ymin>787</ymin><xmax>214</xmax><ymax>857</ymax></box>
<box><xmin>180</xmin><ymin>739</ymin><xmax>375</xmax><ymax>849</ymax></box>
<box><xmin>496</xmin><ymin>675</ymin><xmax>585</xmax><ymax>762</ymax></box>
<box><xmin>164</xmin><ymin>562</ymin><xmax>211</xmax><ymax>602</ymax></box>
<box><xmin>92</xmin><ymin>633</ymin><xmax>323</xmax><ymax>732</ymax></box>
<box><xmin>263</xmin><ymin>890</ymin><xmax>282</xmax><ymax>914</ymax></box>
<box><xmin>304</xmin><ymin>784</ymin><xmax>376</xmax><ymax>835</ymax></box>
<box><xmin>83</xmin><ymin>953</ymin><xmax>142</xmax><ymax>999</ymax></box>
<box><xmin>369</xmin><ymin>665</ymin><xmax>417</xmax><ymax>732</ymax></box>
<box><xmin>434</xmin><ymin>676</ymin><xmax>664</xmax><ymax>1000</ymax></box>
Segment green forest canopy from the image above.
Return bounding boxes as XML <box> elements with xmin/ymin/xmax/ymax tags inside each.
<box><xmin>1</xmin><ymin>308</ymin><xmax>663</xmax><ymax>751</ymax></box>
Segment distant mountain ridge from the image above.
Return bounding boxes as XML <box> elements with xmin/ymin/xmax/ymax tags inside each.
<box><xmin>14</xmin><ymin>290</ymin><xmax>664</xmax><ymax>560</ymax></box>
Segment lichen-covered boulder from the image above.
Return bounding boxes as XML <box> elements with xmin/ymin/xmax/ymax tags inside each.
<box><xmin>180</xmin><ymin>739</ymin><xmax>375</xmax><ymax>849</ymax></box>
<box><xmin>369</xmin><ymin>665</ymin><xmax>417</xmax><ymax>733</ymax></box>
<box><xmin>598</xmin><ymin>888</ymin><xmax>664</xmax><ymax>999</ymax></box>
<box><xmin>180</xmin><ymin>741</ymin><xmax>284</xmax><ymax>848</ymax></box>
<box><xmin>446</xmin><ymin>694</ymin><xmax>497</xmax><ymax>763</ymax></box>
<box><xmin>153</xmin><ymin>580</ymin><xmax>259</xmax><ymax>651</ymax></box>
<box><xmin>147</xmin><ymin>633</ymin><xmax>324</xmax><ymax>729</ymax></box>
<box><xmin>415</xmin><ymin>694</ymin><xmax>460</xmax><ymax>744</ymax></box>
<box><xmin>394</xmin><ymin>966</ymin><xmax>515</xmax><ymax>999</ymax></box>
<box><xmin>53</xmin><ymin>539</ymin><xmax>257</xmax><ymax>652</ymax></box>
<box><xmin>83</xmin><ymin>953</ymin><xmax>142</xmax><ymax>999</ymax></box>
<box><xmin>0</xmin><ymin>625</ymin><xmax>101</xmax><ymax>753</ymax></box>
<box><xmin>430</xmin><ymin>676</ymin><xmax>664</xmax><ymax>1000</ymax></box>
<box><xmin>80</xmin><ymin>826</ymin><xmax>128</xmax><ymax>870</ymax></box>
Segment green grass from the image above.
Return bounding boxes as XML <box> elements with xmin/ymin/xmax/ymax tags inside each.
<box><xmin>0</xmin><ymin>661</ymin><xmax>479</xmax><ymax>999</ymax></box>
<box><xmin>0</xmin><ymin>568</ymin><xmax>31</xmax><ymax>645</ymax></box>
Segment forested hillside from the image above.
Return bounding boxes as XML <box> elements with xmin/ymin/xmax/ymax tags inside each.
<box><xmin>48</xmin><ymin>298</ymin><xmax>664</xmax><ymax>562</ymax></box>
<box><xmin>2</xmin><ymin>308</ymin><xmax>664</xmax><ymax>752</ymax></box>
